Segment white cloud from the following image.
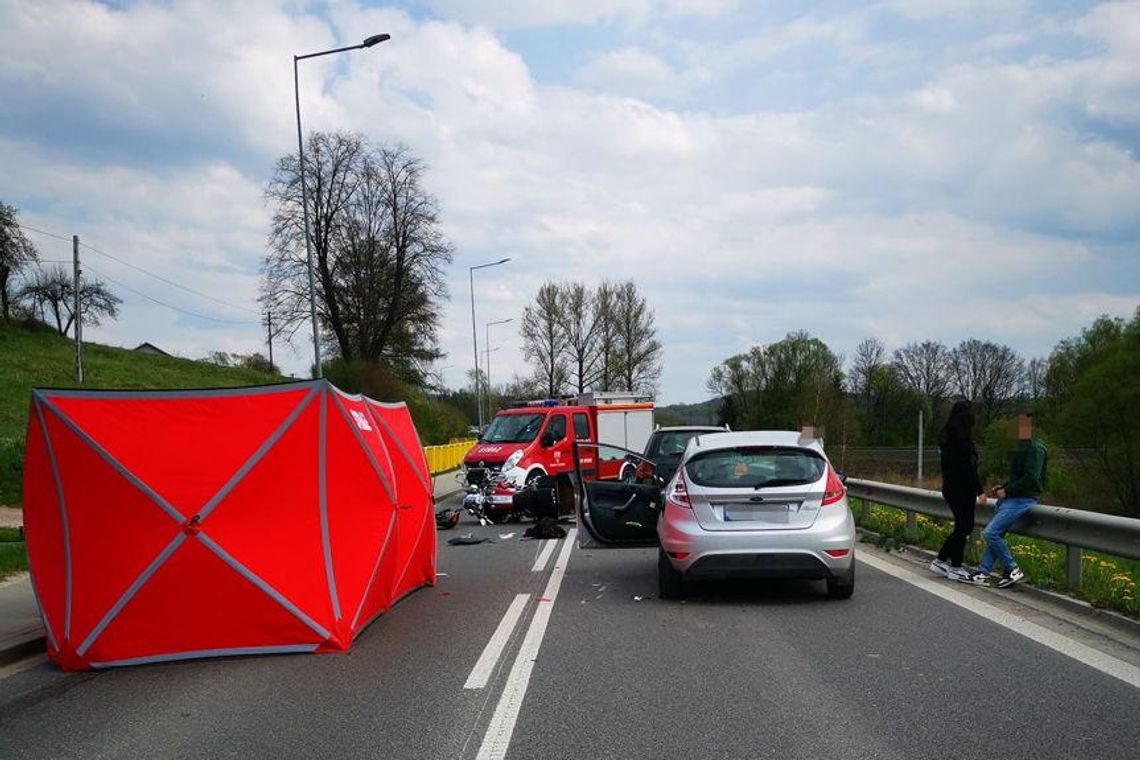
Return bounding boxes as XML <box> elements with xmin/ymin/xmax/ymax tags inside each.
<box><xmin>0</xmin><ymin>1</ymin><xmax>1136</xmax><ymax>402</ymax></box>
<box><xmin>422</xmin><ymin>0</ymin><xmax>740</xmax><ymax>29</ymax></box>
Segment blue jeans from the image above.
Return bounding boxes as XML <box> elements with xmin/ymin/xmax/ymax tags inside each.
<box><xmin>978</xmin><ymin>497</ymin><xmax>1035</xmax><ymax>573</ymax></box>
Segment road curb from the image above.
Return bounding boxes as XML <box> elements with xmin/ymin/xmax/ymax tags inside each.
<box><xmin>0</xmin><ymin>635</ymin><xmax>44</xmax><ymax>667</ymax></box>
<box><xmin>856</xmin><ymin>528</ymin><xmax>1140</xmax><ymax>639</ymax></box>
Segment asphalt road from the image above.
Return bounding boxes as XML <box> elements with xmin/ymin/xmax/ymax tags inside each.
<box><xmin>1</xmin><ymin>493</ymin><xmax>1138</xmax><ymax>760</ymax></box>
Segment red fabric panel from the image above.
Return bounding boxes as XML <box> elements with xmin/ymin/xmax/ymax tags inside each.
<box><xmin>87</xmin><ymin>537</ymin><xmax>325</xmax><ymax>665</ymax></box>
<box><xmin>203</xmin><ymin>400</ymin><xmax>334</xmax><ymax>642</ymax></box>
<box><xmin>365</xmin><ymin>402</ymin><xmax>436</xmax><ymax>601</ymax></box>
<box><xmin>323</xmin><ymin>393</ymin><xmax>397</xmax><ymax>641</ymax></box>
<box><xmin>47</xmin><ymin>389</ymin><xmax>310</xmax><ymax>517</ymax></box>
<box><xmin>20</xmin><ymin>403</ymin><xmax>66</xmax><ymax>650</ymax></box>
<box><xmin>42</xmin><ymin>408</ymin><xmax>181</xmax><ymax>652</ymax></box>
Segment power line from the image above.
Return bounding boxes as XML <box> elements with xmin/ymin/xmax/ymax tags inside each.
<box><xmin>79</xmin><ymin>240</ymin><xmax>261</xmax><ymax>316</ymax></box>
<box><xmin>18</xmin><ymin>222</ymin><xmax>262</xmax><ymax>317</ymax></box>
<box><xmin>84</xmin><ymin>262</ymin><xmax>260</xmax><ymax>325</ymax></box>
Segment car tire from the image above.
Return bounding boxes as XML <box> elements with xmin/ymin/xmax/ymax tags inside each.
<box><xmin>826</xmin><ymin>556</ymin><xmax>855</xmax><ymax>600</ymax></box>
<box><xmin>658</xmin><ymin>549</ymin><xmax>685</xmax><ymax>600</ymax></box>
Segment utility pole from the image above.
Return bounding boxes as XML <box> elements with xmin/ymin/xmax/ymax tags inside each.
<box><xmin>73</xmin><ymin>235</ymin><xmax>83</xmax><ymax>384</ymax></box>
<box><xmin>265</xmin><ymin>312</ymin><xmax>274</xmax><ymax>370</ymax></box>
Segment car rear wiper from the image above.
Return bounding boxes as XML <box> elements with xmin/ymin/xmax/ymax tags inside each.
<box><xmin>752</xmin><ymin>478</ymin><xmax>804</xmax><ymax>489</ymax></box>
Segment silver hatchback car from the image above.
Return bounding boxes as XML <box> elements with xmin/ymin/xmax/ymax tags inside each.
<box><xmin>574</xmin><ymin>431</ymin><xmax>855</xmax><ymax>600</ymax></box>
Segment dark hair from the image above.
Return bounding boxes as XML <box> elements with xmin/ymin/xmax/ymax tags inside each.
<box><xmin>940</xmin><ymin>399</ymin><xmax>974</xmax><ymax>444</ymax></box>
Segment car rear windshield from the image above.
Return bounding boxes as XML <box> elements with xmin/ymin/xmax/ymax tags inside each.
<box><xmin>647</xmin><ymin>431</ymin><xmax>708</xmax><ymax>457</ymax></box>
<box><xmin>482</xmin><ymin>413</ymin><xmax>545</xmax><ymax>443</ymax></box>
<box><xmin>684</xmin><ymin>446</ymin><xmax>826</xmax><ymax>488</ymax></box>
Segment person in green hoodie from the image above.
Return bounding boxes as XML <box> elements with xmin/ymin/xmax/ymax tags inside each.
<box><xmin>964</xmin><ymin>412</ymin><xmax>1048</xmax><ymax>588</ymax></box>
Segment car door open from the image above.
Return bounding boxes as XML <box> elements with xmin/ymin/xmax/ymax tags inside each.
<box><xmin>573</xmin><ymin>441</ymin><xmax>663</xmax><ymax>549</ymax></box>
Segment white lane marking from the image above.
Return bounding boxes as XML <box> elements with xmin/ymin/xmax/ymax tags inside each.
<box><xmin>477</xmin><ymin>531</ymin><xmax>576</xmax><ymax>760</ymax></box>
<box><xmin>858</xmin><ymin>551</ymin><xmax>1140</xmax><ymax>689</ymax></box>
<box><xmin>464</xmin><ymin>593</ymin><xmax>531</xmax><ymax>690</ymax></box>
<box><xmin>530</xmin><ymin>539</ymin><xmax>557</xmax><ymax>573</ymax></box>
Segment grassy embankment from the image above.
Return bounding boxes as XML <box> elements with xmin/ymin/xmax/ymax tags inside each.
<box><xmin>851</xmin><ymin>499</ymin><xmax>1139</xmax><ymax>618</ymax></box>
<box><xmin>0</xmin><ymin>323</ymin><xmax>283</xmax><ymax>580</ymax></box>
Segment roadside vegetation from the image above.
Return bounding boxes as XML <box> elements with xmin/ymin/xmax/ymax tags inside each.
<box><xmin>0</xmin><ymin>526</ymin><xmax>25</xmax><ymax>582</ymax></box>
<box><xmin>852</xmin><ymin>499</ymin><xmax>1139</xmax><ymax>618</ymax></box>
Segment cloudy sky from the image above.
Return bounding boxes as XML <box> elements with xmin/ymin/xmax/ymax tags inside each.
<box><xmin>2</xmin><ymin>0</ymin><xmax>1137</xmax><ymax>404</ymax></box>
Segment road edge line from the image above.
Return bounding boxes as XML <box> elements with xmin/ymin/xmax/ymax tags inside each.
<box><xmin>530</xmin><ymin>540</ymin><xmax>557</xmax><ymax>573</ymax></box>
<box><xmin>858</xmin><ymin>551</ymin><xmax>1140</xmax><ymax>689</ymax></box>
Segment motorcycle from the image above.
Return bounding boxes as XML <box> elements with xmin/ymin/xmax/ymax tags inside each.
<box><xmin>462</xmin><ymin>450</ymin><xmax>563</xmax><ymax>526</ymax></box>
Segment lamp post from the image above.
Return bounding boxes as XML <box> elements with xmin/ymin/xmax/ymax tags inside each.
<box><xmin>469</xmin><ymin>258</ymin><xmax>511</xmax><ymax>428</ymax></box>
<box><xmin>294</xmin><ymin>33</ymin><xmax>390</xmax><ymax>378</ymax></box>
<box><xmin>484</xmin><ymin>317</ymin><xmax>513</xmax><ymax>420</ymax></box>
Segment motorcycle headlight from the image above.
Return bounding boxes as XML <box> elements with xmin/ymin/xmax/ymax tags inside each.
<box><xmin>503</xmin><ymin>449</ymin><xmax>524</xmax><ymax>471</ymax></box>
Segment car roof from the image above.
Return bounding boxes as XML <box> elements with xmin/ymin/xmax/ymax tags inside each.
<box><xmin>683</xmin><ymin>430</ymin><xmax>825</xmax><ymax>455</ymax></box>
<box><xmin>653</xmin><ymin>425</ymin><xmax>725</xmax><ymax>433</ymax></box>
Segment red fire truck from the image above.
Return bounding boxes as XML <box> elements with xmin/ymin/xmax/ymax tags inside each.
<box><xmin>460</xmin><ymin>393</ymin><xmax>655</xmax><ymax>514</ymax></box>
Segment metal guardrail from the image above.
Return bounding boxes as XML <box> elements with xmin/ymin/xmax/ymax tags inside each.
<box><xmin>847</xmin><ymin>478</ymin><xmax>1140</xmax><ymax>589</ymax></box>
<box><xmin>423</xmin><ymin>439</ymin><xmax>476</xmax><ymax>475</ymax></box>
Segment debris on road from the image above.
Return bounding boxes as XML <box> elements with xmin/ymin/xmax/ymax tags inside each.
<box><xmin>498</xmin><ymin>532</ymin><xmax>516</xmax><ymax>540</ymax></box>
<box><xmin>447</xmin><ymin>533</ymin><xmax>492</xmax><ymax>546</ymax></box>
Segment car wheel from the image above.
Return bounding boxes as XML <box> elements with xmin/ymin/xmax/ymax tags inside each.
<box><xmin>826</xmin><ymin>557</ymin><xmax>855</xmax><ymax>600</ymax></box>
<box><xmin>619</xmin><ymin>463</ymin><xmax>634</xmax><ymax>483</ymax></box>
<box><xmin>658</xmin><ymin>549</ymin><xmax>685</xmax><ymax>600</ymax></box>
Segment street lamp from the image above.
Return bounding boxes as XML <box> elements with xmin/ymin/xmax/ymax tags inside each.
<box><xmin>484</xmin><ymin>317</ymin><xmax>513</xmax><ymax>420</ymax></box>
<box><xmin>294</xmin><ymin>33</ymin><xmax>390</xmax><ymax>378</ymax></box>
<box><xmin>469</xmin><ymin>258</ymin><xmax>511</xmax><ymax>428</ymax></box>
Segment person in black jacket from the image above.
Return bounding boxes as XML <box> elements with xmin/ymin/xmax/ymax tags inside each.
<box><xmin>930</xmin><ymin>400</ymin><xmax>985</xmax><ymax>580</ymax></box>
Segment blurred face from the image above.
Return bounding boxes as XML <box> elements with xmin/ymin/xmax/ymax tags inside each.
<box><xmin>1008</xmin><ymin>414</ymin><xmax>1032</xmax><ymax>440</ymax></box>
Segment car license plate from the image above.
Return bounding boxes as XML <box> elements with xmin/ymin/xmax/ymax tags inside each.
<box><xmin>723</xmin><ymin>504</ymin><xmax>792</xmax><ymax>522</ymax></box>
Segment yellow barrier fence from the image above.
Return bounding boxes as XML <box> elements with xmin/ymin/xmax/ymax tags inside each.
<box><xmin>423</xmin><ymin>439</ymin><xmax>477</xmax><ymax>475</ymax></box>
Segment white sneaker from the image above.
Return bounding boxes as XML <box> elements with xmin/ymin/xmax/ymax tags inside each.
<box><xmin>996</xmin><ymin>567</ymin><xmax>1025</xmax><ymax>588</ymax></box>
<box><xmin>928</xmin><ymin>558</ymin><xmax>950</xmax><ymax>576</ymax></box>
<box><xmin>946</xmin><ymin>566</ymin><xmax>973</xmax><ymax>582</ymax></box>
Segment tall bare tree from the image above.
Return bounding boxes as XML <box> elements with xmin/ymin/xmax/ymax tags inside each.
<box><xmin>19</xmin><ymin>265</ymin><xmax>121</xmax><ymax>336</ymax></box>
<box><xmin>520</xmin><ymin>281</ymin><xmax>568</xmax><ymax>396</ymax></box>
<box><xmin>559</xmin><ymin>281</ymin><xmax>601</xmax><ymax>393</ymax></box>
<box><xmin>611</xmin><ymin>281</ymin><xmax>662</xmax><ymax>394</ymax></box>
<box><xmin>0</xmin><ymin>201</ymin><xmax>38</xmax><ymax>322</ymax></box>
<box><xmin>950</xmin><ymin>339</ymin><xmax>1024</xmax><ymax>421</ymax></box>
<box><xmin>592</xmin><ymin>281</ymin><xmax>620</xmax><ymax>391</ymax></box>
<box><xmin>263</xmin><ymin>132</ymin><xmax>451</xmax><ymax>379</ymax></box>
<box><xmin>849</xmin><ymin>337</ymin><xmax>886</xmax><ymax>400</ymax></box>
<box><xmin>893</xmin><ymin>340</ymin><xmax>952</xmax><ymax>400</ymax></box>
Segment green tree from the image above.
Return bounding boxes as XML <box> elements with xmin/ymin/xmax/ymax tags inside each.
<box><xmin>1049</xmin><ymin>308</ymin><xmax>1140</xmax><ymax>516</ymax></box>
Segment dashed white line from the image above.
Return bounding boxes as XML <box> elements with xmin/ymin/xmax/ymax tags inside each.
<box><xmin>858</xmin><ymin>551</ymin><xmax>1140</xmax><ymax>689</ymax></box>
<box><xmin>464</xmin><ymin>593</ymin><xmax>531</xmax><ymax>690</ymax></box>
<box><xmin>476</xmin><ymin>531</ymin><xmax>576</xmax><ymax>760</ymax></box>
<box><xmin>530</xmin><ymin>539</ymin><xmax>557</xmax><ymax>573</ymax></box>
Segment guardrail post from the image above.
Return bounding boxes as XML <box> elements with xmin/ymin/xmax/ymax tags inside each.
<box><xmin>1065</xmin><ymin>545</ymin><xmax>1082</xmax><ymax>590</ymax></box>
<box><xmin>906</xmin><ymin>511</ymin><xmax>917</xmax><ymax>533</ymax></box>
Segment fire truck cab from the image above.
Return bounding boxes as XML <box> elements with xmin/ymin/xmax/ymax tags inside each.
<box><xmin>461</xmin><ymin>392</ymin><xmax>655</xmax><ymax>490</ymax></box>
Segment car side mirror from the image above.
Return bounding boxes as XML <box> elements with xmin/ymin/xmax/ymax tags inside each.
<box><xmin>541</xmin><ymin>432</ymin><xmax>556</xmax><ymax>447</ymax></box>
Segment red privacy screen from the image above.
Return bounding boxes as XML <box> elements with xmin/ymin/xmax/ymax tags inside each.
<box><xmin>21</xmin><ymin>380</ymin><xmax>435</xmax><ymax>670</ymax></box>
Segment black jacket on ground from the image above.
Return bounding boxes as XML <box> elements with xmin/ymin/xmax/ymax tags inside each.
<box><xmin>940</xmin><ymin>433</ymin><xmax>983</xmax><ymax>497</ymax></box>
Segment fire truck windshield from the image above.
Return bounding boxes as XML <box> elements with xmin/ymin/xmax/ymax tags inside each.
<box><xmin>482</xmin><ymin>413</ymin><xmax>545</xmax><ymax>443</ymax></box>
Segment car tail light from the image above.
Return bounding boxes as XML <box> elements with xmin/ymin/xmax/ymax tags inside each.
<box><xmin>667</xmin><ymin>551</ymin><xmax>690</xmax><ymax>560</ymax></box>
<box><xmin>822</xmin><ymin>465</ymin><xmax>845</xmax><ymax>506</ymax></box>
<box><xmin>824</xmin><ymin>548</ymin><xmax>850</xmax><ymax>558</ymax></box>
<box><xmin>667</xmin><ymin>475</ymin><xmax>692</xmax><ymax>509</ymax></box>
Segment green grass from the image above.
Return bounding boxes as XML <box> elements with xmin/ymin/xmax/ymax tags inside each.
<box><xmin>0</xmin><ymin>541</ymin><xmax>27</xmax><ymax>582</ymax></box>
<box><xmin>851</xmin><ymin>498</ymin><xmax>1140</xmax><ymax>618</ymax></box>
<box><xmin>0</xmin><ymin>323</ymin><xmax>284</xmax><ymax>506</ymax></box>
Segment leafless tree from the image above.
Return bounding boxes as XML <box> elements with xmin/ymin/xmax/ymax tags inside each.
<box><xmin>520</xmin><ymin>281</ymin><xmax>569</xmax><ymax>397</ymax></box>
<box><xmin>19</xmin><ymin>265</ymin><xmax>121</xmax><ymax>336</ymax></box>
<box><xmin>849</xmin><ymin>337</ymin><xmax>886</xmax><ymax>399</ymax></box>
<box><xmin>893</xmin><ymin>340</ymin><xmax>952</xmax><ymax>400</ymax></box>
<box><xmin>0</xmin><ymin>201</ymin><xmax>38</xmax><ymax>322</ymax></box>
<box><xmin>1023</xmin><ymin>356</ymin><xmax>1049</xmax><ymax>402</ymax></box>
<box><xmin>592</xmin><ymin>281</ymin><xmax>620</xmax><ymax>391</ymax></box>
<box><xmin>611</xmin><ymin>281</ymin><xmax>662</xmax><ymax>394</ymax></box>
<box><xmin>559</xmin><ymin>282</ymin><xmax>600</xmax><ymax>393</ymax></box>
<box><xmin>263</xmin><ymin>133</ymin><xmax>451</xmax><ymax>378</ymax></box>
<box><xmin>950</xmin><ymin>339</ymin><xmax>1024</xmax><ymax>420</ymax></box>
